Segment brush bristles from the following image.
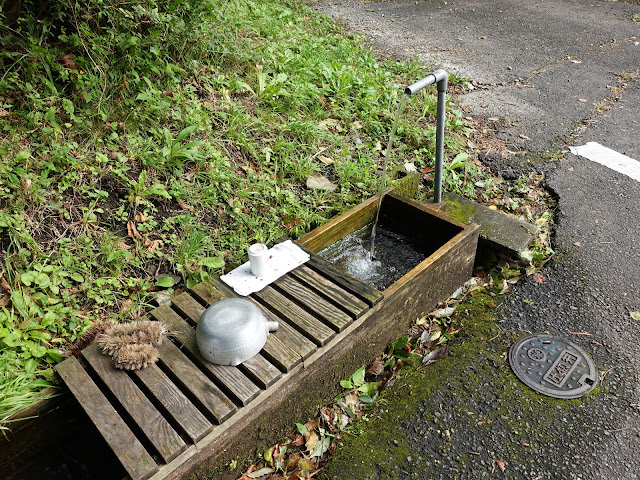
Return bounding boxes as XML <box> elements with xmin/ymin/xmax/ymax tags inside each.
<box><xmin>113</xmin><ymin>344</ymin><xmax>159</xmax><ymax>370</ymax></box>
<box><xmin>96</xmin><ymin>321</ymin><xmax>167</xmax><ymax>355</ymax></box>
<box><xmin>96</xmin><ymin>320</ymin><xmax>167</xmax><ymax>370</ymax></box>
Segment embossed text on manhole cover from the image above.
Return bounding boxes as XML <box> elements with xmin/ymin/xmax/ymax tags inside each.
<box><xmin>509</xmin><ymin>334</ymin><xmax>598</xmax><ymax>399</ymax></box>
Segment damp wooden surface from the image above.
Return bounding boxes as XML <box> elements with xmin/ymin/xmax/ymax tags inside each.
<box><xmin>54</xmin><ymin>192</ymin><xmax>479</xmax><ymax>480</ymax></box>
<box><xmin>55</xmin><ymin>249</ymin><xmax>371</xmax><ymax>480</ymax></box>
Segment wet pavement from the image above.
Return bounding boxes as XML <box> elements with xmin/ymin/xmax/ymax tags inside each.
<box><xmin>310</xmin><ymin>1</ymin><xmax>640</xmax><ymax>478</ymax></box>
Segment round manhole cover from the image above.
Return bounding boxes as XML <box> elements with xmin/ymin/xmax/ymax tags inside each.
<box><xmin>509</xmin><ymin>334</ymin><xmax>598</xmax><ymax>399</ymax></box>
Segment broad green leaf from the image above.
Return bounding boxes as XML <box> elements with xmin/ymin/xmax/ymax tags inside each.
<box><xmin>339</xmin><ymin>379</ymin><xmax>353</xmax><ymax>389</ymax></box>
<box><xmin>20</xmin><ymin>271</ymin><xmax>36</xmax><ymax>286</ymax></box>
<box><xmin>155</xmin><ymin>276</ymin><xmax>175</xmax><ymax>288</ymax></box>
<box><xmin>295</xmin><ymin>422</ymin><xmax>308</xmax><ymax>434</ymax></box>
<box><xmin>3</xmin><ymin>332</ymin><xmax>21</xmax><ymax>347</ymax></box>
<box><xmin>199</xmin><ymin>256</ymin><xmax>225</xmax><ymax>269</ymax></box>
<box><xmin>44</xmin><ymin>106</ymin><xmax>56</xmax><ymax>123</ymax></box>
<box><xmin>30</xmin><ymin>344</ymin><xmax>47</xmax><ymax>358</ymax></box>
<box><xmin>46</xmin><ymin>349</ymin><xmax>64</xmax><ymax>363</ymax></box>
<box><xmin>309</xmin><ymin>436</ymin><xmax>330</xmax><ymax>458</ymax></box>
<box><xmin>631</xmin><ymin>312</ymin><xmax>640</xmax><ymax>321</ymax></box>
<box><xmin>392</xmin><ymin>335</ymin><xmax>409</xmax><ymax>354</ymax></box>
<box><xmin>15</xmin><ymin>150</ymin><xmax>31</xmax><ymax>161</ymax></box>
<box><xmin>520</xmin><ymin>249</ymin><xmax>534</xmax><ymax>262</ymax></box>
<box><xmin>70</xmin><ymin>273</ymin><xmax>84</xmax><ymax>283</ymax></box>
<box><xmin>350</xmin><ymin>366</ymin><xmax>365</xmax><ymax>387</ymax></box>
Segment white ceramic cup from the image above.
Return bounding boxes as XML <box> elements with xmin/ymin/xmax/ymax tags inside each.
<box><xmin>248</xmin><ymin>243</ymin><xmax>270</xmax><ymax>278</ymax></box>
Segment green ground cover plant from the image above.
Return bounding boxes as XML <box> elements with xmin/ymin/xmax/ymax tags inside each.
<box><xmin>0</xmin><ymin>0</ymin><xmax>476</xmax><ymax>427</ymax></box>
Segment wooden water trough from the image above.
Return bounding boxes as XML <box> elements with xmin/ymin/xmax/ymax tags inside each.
<box><xmin>55</xmin><ymin>191</ymin><xmax>479</xmax><ymax>480</ymax></box>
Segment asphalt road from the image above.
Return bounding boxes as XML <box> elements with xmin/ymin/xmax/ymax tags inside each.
<box><xmin>311</xmin><ymin>1</ymin><xmax>640</xmax><ymax>478</ymax></box>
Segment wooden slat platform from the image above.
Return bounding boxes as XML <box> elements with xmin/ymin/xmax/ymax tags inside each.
<box><xmin>55</xmin><ymin>250</ymin><xmax>376</xmax><ymax>480</ymax></box>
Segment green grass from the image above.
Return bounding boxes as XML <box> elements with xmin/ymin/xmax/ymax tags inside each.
<box><xmin>0</xmin><ymin>0</ymin><xmax>472</xmax><ymax>427</ymax></box>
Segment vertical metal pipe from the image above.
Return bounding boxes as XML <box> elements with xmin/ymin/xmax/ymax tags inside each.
<box><xmin>405</xmin><ymin>69</ymin><xmax>448</xmax><ymax>203</ymax></box>
<box><xmin>434</xmin><ymin>71</ymin><xmax>448</xmax><ymax>203</ymax></box>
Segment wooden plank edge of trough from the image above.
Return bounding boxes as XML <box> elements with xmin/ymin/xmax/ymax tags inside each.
<box><xmin>148</xmin><ymin>224</ymin><xmax>479</xmax><ymax>480</ymax></box>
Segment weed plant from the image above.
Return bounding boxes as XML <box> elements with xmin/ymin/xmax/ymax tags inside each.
<box><xmin>0</xmin><ymin>0</ymin><xmax>470</xmax><ymax>425</ymax></box>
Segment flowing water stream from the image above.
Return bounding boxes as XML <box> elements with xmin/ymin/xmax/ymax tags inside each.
<box><xmin>369</xmin><ymin>93</ymin><xmax>410</xmax><ymax>259</ymax></box>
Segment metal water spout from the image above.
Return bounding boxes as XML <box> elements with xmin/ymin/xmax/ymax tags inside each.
<box><xmin>404</xmin><ymin>69</ymin><xmax>448</xmax><ymax>203</ymax></box>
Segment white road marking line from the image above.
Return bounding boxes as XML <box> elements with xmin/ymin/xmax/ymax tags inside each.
<box><xmin>569</xmin><ymin>142</ymin><xmax>640</xmax><ymax>182</ymax></box>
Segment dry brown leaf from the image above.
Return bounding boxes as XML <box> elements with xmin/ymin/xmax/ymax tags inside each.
<box><xmin>496</xmin><ymin>459</ymin><xmax>506</xmax><ymax>472</ymax></box>
<box><xmin>578</xmin><ymin>98</ymin><xmax>587</xmax><ymax>102</ymax></box>
<box><xmin>177</xmin><ymin>201</ymin><xmax>194</xmax><ymax>211</ymax></box>
<box><xmin>318</xmin><ymin>155</ymin><xmax>334</xmax><ymax>165</ymax></box>
<box><xmin>0</xmin><ymin>274</ymin><xmax>11</xmax><ymax>293</ymax></box>
<box><xmin>120</xmin><ymin>298</ymin><xmax>133</xmax><ymax>313</ymax></box>
<box><xmin>127</xmin><ymin>220</ymin><xmax>142</xmax><ymax>239</ymax></box>
<box><xmin>366</xmin><ymin>357</ymin><xmax>384</xmax><ymax>376</ymax></box>
<box><xmin>134</xmin><ymin>213</ymin><xmax>149</xmax><ymax>222</ymax></box>
<box><xmin>20</xmin><ymin>177</ymin><xmax>32</xmax><ymax>194</ymax></box>
<box><xmin>304</xmin><ymin>431</ymin><xmax>319</xmax><ymax>451</ymax></box>
<box><xmin>306</xmin><ymin>173</ymin><xmax>337</xmax><ymax>191</ymax></box>
<box><xmin>147</xmin><ymin>239</ymin><xmax>163</xmax><ymax>253</ymax></box>
<box><xmin>115</xmin><ymin>241</ymin><xmax>130</xmax><ymax>251</ymax></box>
<box><xmin>533</xmin><ymin>272</ymin><xmax>547</xmax><ymax>284</ymax></box>
<box><xmin>0</xmin><ymin>295</ymin><xmax>8</xmax><ymax>308</ymax></box>
<box><xmin>304</xmin><ymin>418</ymin><xmax>319</xmax><ymax>431</ymax></box>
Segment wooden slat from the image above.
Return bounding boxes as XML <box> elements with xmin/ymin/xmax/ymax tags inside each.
<box><xmin>206</xmin><ymin>277</ymin><xmax>317</xmax><ymax>360</ymax></box>
<box><xmin>151</xmin><ymin>305</ymin><xmax>260</xmax><ymax>406</ymax></box>
<box><xmin>157</xmin><ymin>340</ymin><xmax>236</xmax><ymax>424</ymax></box>
<box><xmin>274</xmin><ymin>275</ymin><xmax>353</xmax><ymax>332</ymax></box>
<box><xmin>171</xmin><ymin>292</ymin><xmax>206</xmax><ymax>324</ymax></box>
<box><xmin>261</xmin><ymin>333</ymin><xmax>302</xmax><ymax>372</ymax></box>
<box><xmin>296</xmin><ymin>244</ymin><xmax>384</xmax><ymax>307</ymax></box>
<box><xmin>82</xmin><ymin>345</ymin><xmax>187</xmax><ymax>464</ymax></box>
<box><xmin>240</xmin><ymin>354</ymin><xmax>281</xmax><ymax>389</ymax></box>
<box><xmin>132</xmin><ymin>362</ymin><xmax>213</xmax><ymax>443</ymax></box>
<box><xmin>191</xmin><ymin>280</ymin><xmax>226</xmax><ymax>305</ymax></box>
<box><xmin>254</xmin><ymin>286</ymin><xmax>336</xmax><ymax>346</ymax></box>
<box><xmin>290</xmin><ymin>264</ymin><xmax>369</xmax><ymax>318</ymax></box>
<box><xmin>56</xmin><ymin>357</ymin><xmax>158</xmax><ymax>480</ymax></box>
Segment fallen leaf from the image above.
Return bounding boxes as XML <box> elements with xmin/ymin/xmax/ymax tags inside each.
<box><xmin>366</xmin><ymin>357</ymin><xmax>384</xmax><ymax>376</ymax></box>
<box><xmin>578</xmin><ymin>98</ymin><xmax>587</xmax><ymax>102</ymax></box>
<box><xmin>304</xmin><ymin>418</ymin><xmax>319</xmax><ymax>431</ymax></box>
<box><xmin>306</xmin><ymin>173</ymin><xmax>337</xmax><ymax>191</ymax></box>
<box><xmin>533</xmin><ymin>272</ymin><xmax>547</xmax><ymax>284</ymax></box>
<box><xmin>318</xmin><ymin>118</ymin><xmax>339</xmax><ymax>130</ymax></box>
<box><xmin>292</xmin><ymin>434</ymin><xmax>305</xmax><ymax>447</ymax></box>
<box><xmin>20</xmin><ymin>177</ymin><xmax>32</xmax><ymax>194</ymax></box>
<box><xmin>631</xmin><ymin>312</ymin><xmax>640</xmax><ymax>321</ymax></box>
<box><xmin>56</xmin><ymin>54</ymin><xmax>79</xmax><ymax>71</ymax></box>
<box><xmin>134</xmin><ymin>213</ymin><xmax>149</xmax><ymax>222</ymax></box>
<box><xmin>0</xmin><ymin>294</ymin><xmax>8</xmax><ymax>307</ymax></box>
<box><xmin>433</xmin><ymin>306</ymin><xmax>456</xmax><ymax>318</ymax></box>
<box><xmin>318</xmin><ymin>155</ymin><xmax>334</xmax><ymax>165</ymax></box>
<box><xmin>284</xmin><ymin>217</ymin><xmax>302</xmax><ymax>230</ymax></box>
<box><xmin>120</xmin><ymin>298</ymin><xmax>133</xmax><ymax>313</ymax></box>
<box><xmin>127</xmin><ymin>220</ymin><xmax>142</xmax><ymax>239</ymax></box>
<box><xmin>496</xmin><ymin>459</ymin><xmax>506</xmax><ymax>472</ymax></box>
<box><xmin>247</xmin><ymin>467</ymin><xmax>274</xmax><ymax>478</ymax></box>
<box><xmin>351</xmin><ymin>120</ymin><xmax>363</xmax><ymax>129</ymax></box>
<box><xmin>0</xmin><ymin>274</ymin><xmax>11</xmax><ymax>293</ymax></box>
<box><xmin>420</xmin><ymin>166</ymin><xmax>435</xmax><ymax>174</ymax></box>
<box><xmin>573</xmin><ymin>242</ymin><xmax>582</xmax><ymax>248</ymax></box>
<box><xmin>147</xmin><ymin>239</ymin><xmax>163</xmax><ymax>253</ymax></box>
<box><xmin>177</xmin><ymin>201</ymin><xmax>194</xmax><ymax>211</ymax></box>
<box><xmin>304</xmin><ymin>431</ymin><xmax>319</xmax><ymax>451</ymax></box>
<box><xmin>421</xmin><ymin>346</ymin><xmax>447</xmax><ymax>366</ymax></box>
<box><xmin>569</xmin><ymin>59</ymin><xmax>582</xmax><ymax>64</ymax></box>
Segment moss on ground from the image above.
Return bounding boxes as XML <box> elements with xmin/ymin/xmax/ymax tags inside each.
<box><xmin>319</xmin><ymin>289</ymin><xmax>610</xmax><ymax>479</ymax></box>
